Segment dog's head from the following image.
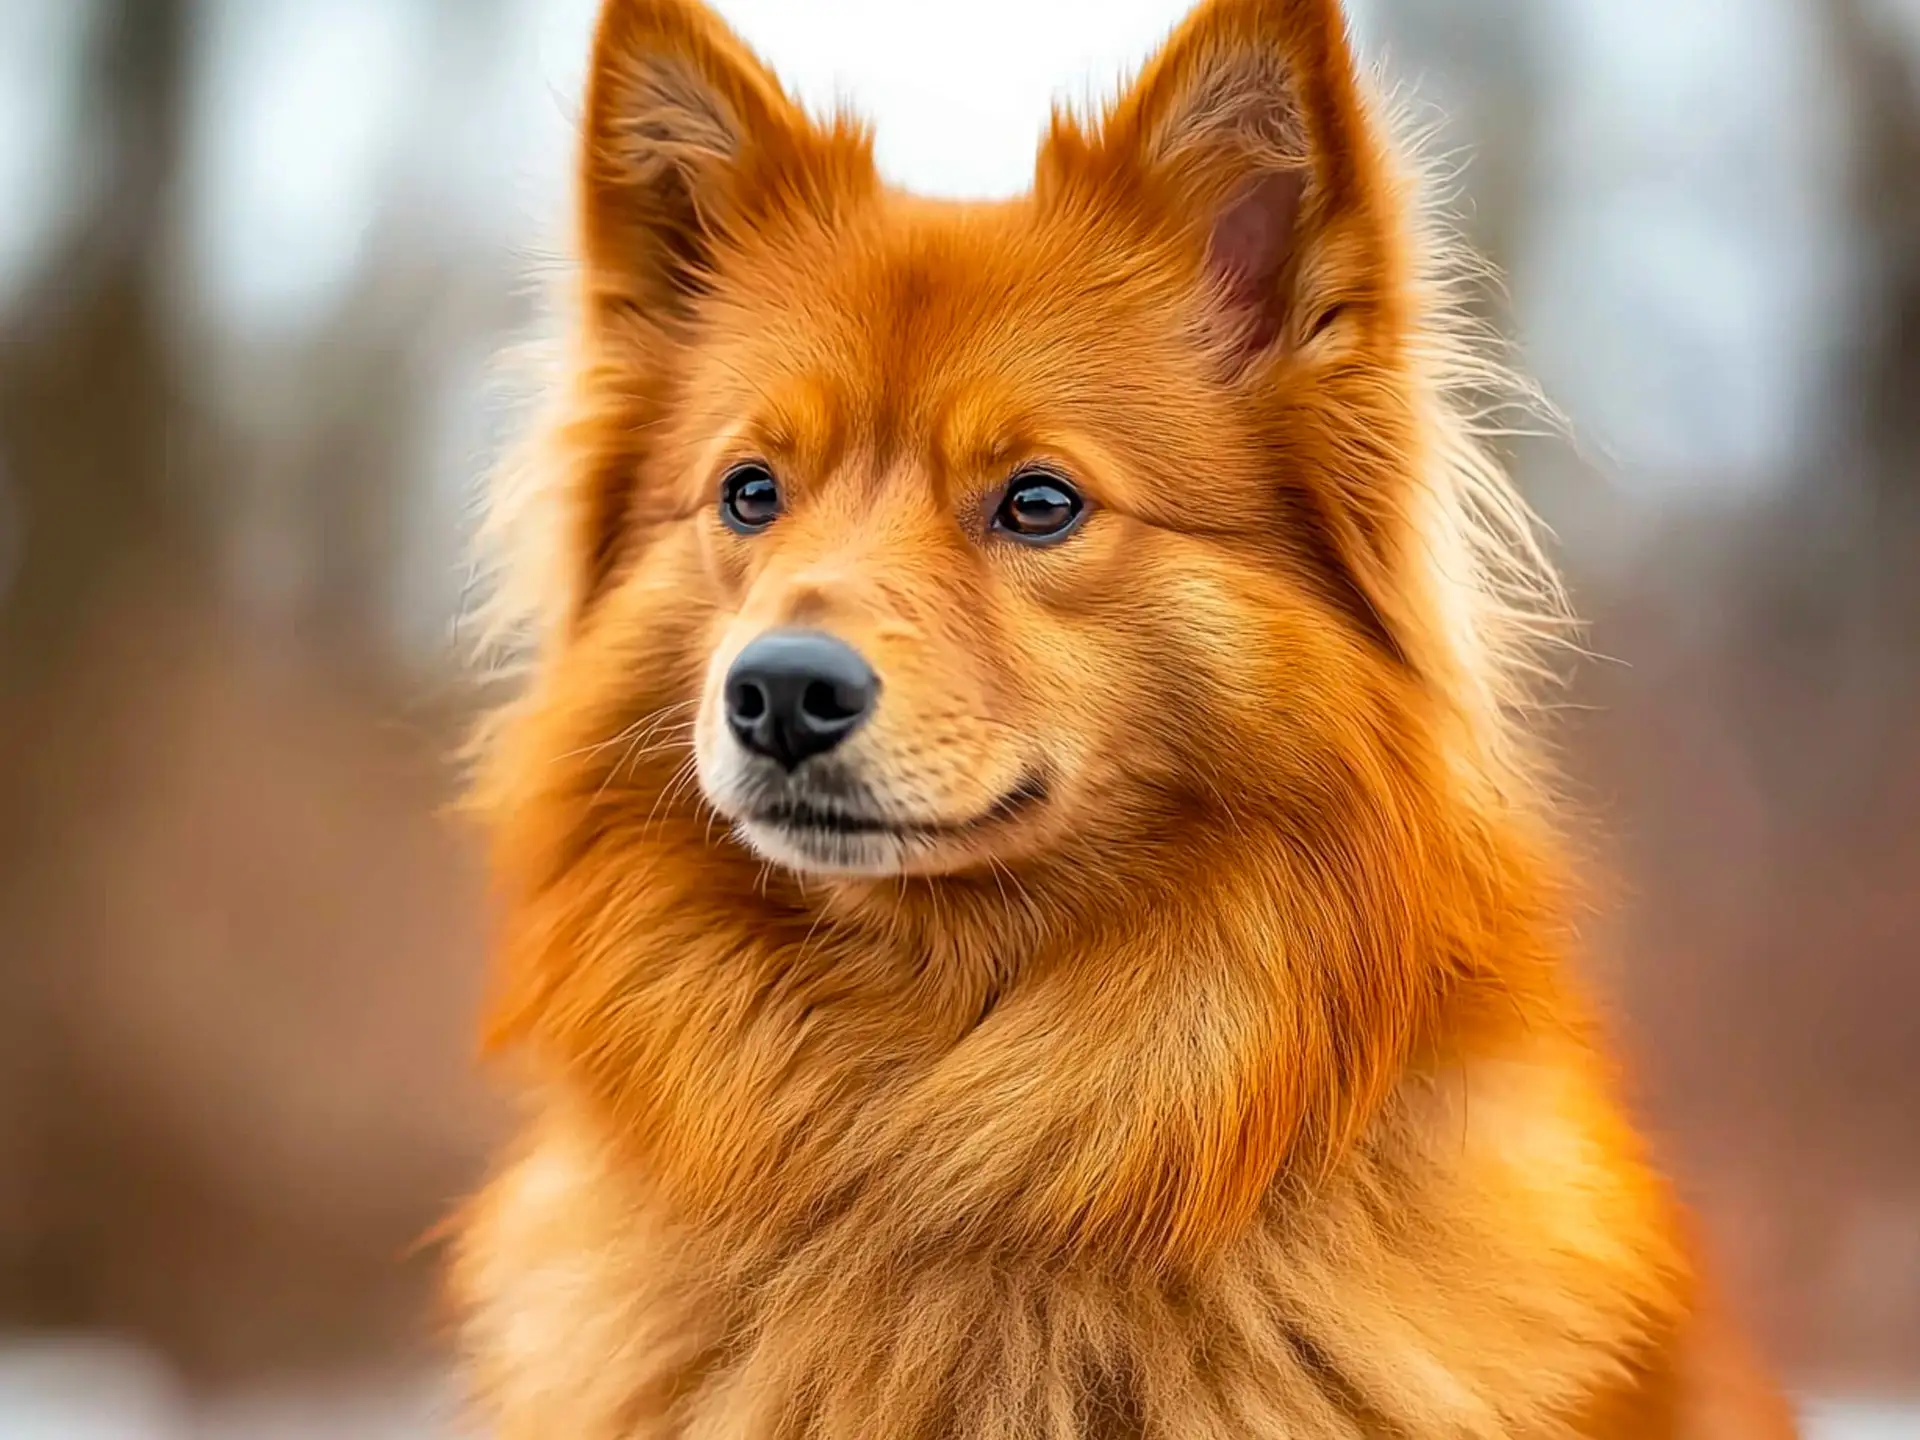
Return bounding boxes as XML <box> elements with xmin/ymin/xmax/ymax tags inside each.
<box><xmin>497</xmin><ymin>0</ymin><xmax>1538</xmax><ymax>897</ymax></box>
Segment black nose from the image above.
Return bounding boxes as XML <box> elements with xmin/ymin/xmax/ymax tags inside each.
<box><xmin>724</xmin><ymin>629</ymin><xmax>879</xmax><ymax>769</ymax></box>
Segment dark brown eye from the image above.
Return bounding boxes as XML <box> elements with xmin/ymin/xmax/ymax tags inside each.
<box><xmin>720</xmin><ymin>462</ymin><xmax>780</xmax><ymax>533</ymax></box>
<box><xmin>992</xmin><ymin>471</ymin><xmax>1084</xmax><ymax>544</ymax></box>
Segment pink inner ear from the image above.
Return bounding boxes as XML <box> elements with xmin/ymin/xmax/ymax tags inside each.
<box><xmin>1206</xmin><ymin>170</ymin><xmax>1306</xmax><ymax>355</ymax></box>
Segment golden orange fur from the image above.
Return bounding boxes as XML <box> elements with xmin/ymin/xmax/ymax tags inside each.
<box><xmin>448</xmin><ymin>1</ymin><xmax>1798</xmax><ymax>1435</ymax></box>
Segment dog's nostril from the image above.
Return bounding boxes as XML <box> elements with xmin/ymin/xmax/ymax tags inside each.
<box><xmin>801</xmin><ymin>678</ymin><xmax>861</xmax><ymax>725</ymax></box>
<box><xmin>730</xmin><ymin>680</ymin><xmax>768</xmax><ymax>723</ymax></box>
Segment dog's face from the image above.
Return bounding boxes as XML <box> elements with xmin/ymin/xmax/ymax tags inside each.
<box><xmin>532</xmin><ymin>0</ymin><xmax>1428</xmax><ymax>886</ymax></box>
<box><xmin>672</xmin><ymin>201</ymin><xmax>1397</xmax><ymax>881</ymax></box>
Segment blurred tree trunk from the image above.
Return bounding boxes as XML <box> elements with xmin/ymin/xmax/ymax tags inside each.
<box><xmin>1827</xmin><ymin>0</ymin><xmax>1920</xmax><ymax>514</ymax></box>
<box><xmin>0</xmin><ymin>0</ymin><xmax>504</xmax><ymax>1376</ymax></box>
<box><xmin>1743</xmin><ymin>0</ymin><xmax>1920</xmax><ymax>800</ymax></box>
<box><xmin>0</xmin><ymin>0</ymin><xmax>198</xmax><ymax>682</ymax></box>
<box><xmin>0</xmin><ymin>0</ymin><xmax>198</xmax><ymax>1325</ymax></box>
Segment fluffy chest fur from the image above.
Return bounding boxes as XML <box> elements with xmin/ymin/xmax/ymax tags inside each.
<box><xmin>455</xmin><ymin>1041</ymin><xmax>1685</xmax><ymax>1440</ymax></box>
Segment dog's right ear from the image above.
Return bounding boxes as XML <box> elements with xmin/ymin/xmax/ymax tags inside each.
<box><xmin>577</xmin><ymin>0</ymin><xmax>863</xmax><ymax>325</ymax></box>
<box><xmin>556</xmin><ymin>3</ymin><xmax>870</xmax><ymax>624</ymax></box>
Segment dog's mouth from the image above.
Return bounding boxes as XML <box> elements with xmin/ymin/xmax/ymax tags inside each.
<box><xmin>744</xmin><ymin>772</ymin><xmax>1050</xmax><ymax>842</ymax></box>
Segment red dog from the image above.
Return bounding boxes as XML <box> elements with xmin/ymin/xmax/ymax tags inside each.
<box><xmin>450</xmin><ymin>1</ymin><xmax>1799</xmax><ymax>1434</ymax></box>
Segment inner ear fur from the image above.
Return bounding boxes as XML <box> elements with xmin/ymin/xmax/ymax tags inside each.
<box><xmin>1043</xmin><ymin>0</ymin><xmax>1395</xmax><ymax>365</ymax></box>
<box><xmin>580</xmin><ymin>0</ymin><xmax>882</xmax><ymax>321</ymax></box>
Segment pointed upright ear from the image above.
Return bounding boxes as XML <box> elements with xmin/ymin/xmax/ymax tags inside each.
<box><xmin>577</xmin><ymin>0</ymin><xmax>865</xmax><ymax>324</ymax></box>
<box><xmin>552</xmin><ymin>2</ymin><xmax>872</xmax><ymax>626</ymax></box>
<box><xmin>1042</xmin><ymin>0</ymin><xmax>1399</xmax><ymax>368</ymax></box>
<box><xmin>1040</xmin><ymin>1</ymin><xmax>1462</xmax><ymax>685</ymax></box>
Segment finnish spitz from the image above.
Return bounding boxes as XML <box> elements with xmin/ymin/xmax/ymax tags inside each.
<box><xmin>450</xmin><ymin>1</ymin><xmax>1797</xmax><ymax>1434</ymax></box>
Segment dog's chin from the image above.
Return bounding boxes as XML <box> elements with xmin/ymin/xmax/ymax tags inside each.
<box><xmin>705</xmin><ymin>769</ymin><xmax>1053</xmax><ymax>881</ymax></box>
<box><xmin>732</xmin><ymin>817</ymin><xmax>914</xmax><ymax>879</ymax></box>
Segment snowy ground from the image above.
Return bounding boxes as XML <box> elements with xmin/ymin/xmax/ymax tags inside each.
<box><xmin>1800</xmin><ymin>1403</ymin><xmax>1920</xmax><ymax>1439</ymax></box>
<box><xmin>0</xmin><ymin>1339</ymin><xmax>466</xmax><ymax>1439</ymax></box>
<box><xmin>0</xmin><ymin>1336</ymin><xmax>1912</xmax><ymax>1437</ymax></box>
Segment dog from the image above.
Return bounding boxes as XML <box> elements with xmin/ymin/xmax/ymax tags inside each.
<box><xmin>448</xmin><ymin>1</ymin><xmax>1799</xmax><ymax>1434</ymax></box>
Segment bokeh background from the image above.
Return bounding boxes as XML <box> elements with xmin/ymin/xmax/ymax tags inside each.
<box><xmin>1</xmin><ymin>0</ymin><xmax>1915</xmax><ymax>1434</ymax></box>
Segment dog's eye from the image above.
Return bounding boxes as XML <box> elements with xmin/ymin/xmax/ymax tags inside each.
<box><xmin>720</xmin><ymin>462</ymin><xmax>781</xmax><ymax>534</ymax></box>
<box><xmin>992</xmin><ymin>471</ymin><xmax>1084</xmax><ymax>544</ymax></box>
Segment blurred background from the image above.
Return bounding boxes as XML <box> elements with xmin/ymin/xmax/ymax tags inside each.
<box><xmin>0</xmin><ymin>0</ymin><xmax>1914</xmax><ymax>1434</ymax></box>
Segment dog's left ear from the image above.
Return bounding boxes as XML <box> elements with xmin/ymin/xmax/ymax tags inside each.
<box><xmin>1041</xmin><ymin>0</ymin><xmax>1397</xmax><ymax>370</ymax></box>
<box><xmin>1045</xmin><ymin>1</ymin><xmax>1458</xmax><ymax>681</ymax></box>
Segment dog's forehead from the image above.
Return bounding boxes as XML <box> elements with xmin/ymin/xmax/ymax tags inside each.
<box><xmin>709</xmin><ymin>199</ymin><xmax>1204</xmax><ymax>473</ymax></box>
